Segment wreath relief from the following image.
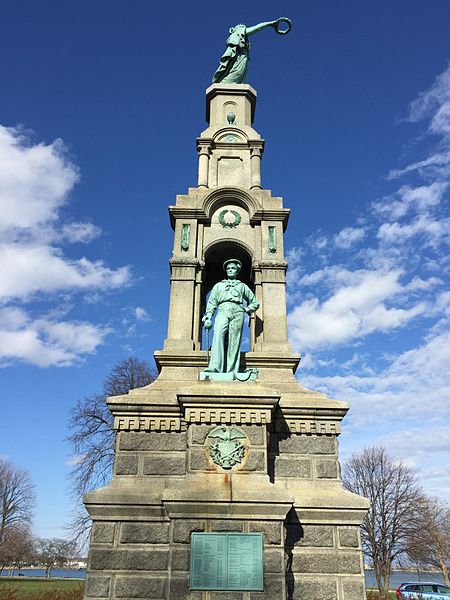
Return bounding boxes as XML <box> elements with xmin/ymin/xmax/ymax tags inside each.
<box><xmin>218</xmin><ymin>209</ymin><xmax>241</xmax><ymax>228</ymax></box>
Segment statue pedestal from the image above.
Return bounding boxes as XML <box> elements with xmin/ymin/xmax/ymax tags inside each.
<box><xmin>83</xmin><ymin>366</ymin><xmax>368</xmax><ymax>600</ymax></box>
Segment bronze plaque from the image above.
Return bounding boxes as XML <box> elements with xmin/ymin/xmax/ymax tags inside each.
<box><xmin>190</xmin><ymin>532</ymin><xmax>264</xmax><ymax>591</ymax></box>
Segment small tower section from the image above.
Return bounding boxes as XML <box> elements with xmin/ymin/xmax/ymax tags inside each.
<box><xmin>197</xmin><ymin>83</ymin><xmax>264</xmax><ymax>190</ymax></box>
<box><xmin>159</xmin><ymin>83</ymin><xmax>296</xmax><ymax>370</ymax></box>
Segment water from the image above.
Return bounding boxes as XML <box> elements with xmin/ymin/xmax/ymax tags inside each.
<box><xmin>1</xmin><ymin>569</ymin><xmax>86</xmax><ymax>579</ymax></box>
<box><xmin>365</xmin><ymin>570</ymin><xmax>446</xmax><ymax>590</ymax></box>
<box><xmin>2</xmin><ymin>568</ymin><xmax>446</xmax><ymax>588</ymax></box>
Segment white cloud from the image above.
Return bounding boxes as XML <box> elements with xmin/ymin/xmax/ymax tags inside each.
<box><xmin>377</xmin><ymin>213</ymin><xmax>450</xmax><ymax>247</ymax></box>
<box><xmin>0</xmin><ymin>244</ymin><xmax>130</xmax><ymax>301</ymax></box>
<box><xmin>0</xmin><ymin>307</ymin><xmax>109</xmax><ymax>368</ymax></box>
<box><xmin>373</xmin><ymin>182</ymin><xmax>447</xmax><ymax>219</ymax></box>
<box><xmin>0</xmin><ymin>126</ymin><xmax>78</xmax><ymax>231</ymax></box>
<box><xmin>288</xmin><ymin>269</ymin><xmax>426</xmax><ymax>351</ymax></box>
<box><xmin>134</xmin><ymin>306</ymin><xmax>150</xmax><ymax>321</ymax></box>
<box><xmin>0</xmin><ymin>124</ymin><xmax>132</xmax><ymax>366</ymax></box>
<box><xmin>61</xmin><ymin>222</ymin><xmax>101</xmax><ymax>243</ymax></box>
<box><xmin>300</xmin><ymin>327</ymin><xmax>450</xmax><ymax>429</ymax></box>
<box><xmin>334</xmin><ymin>226</ymin><xmax>365</xmax><ymax>249</ymax></box>
<box><xmin>389</xmin><ymin>64</ymin><xmax>450</xmax><ymax>181</ymax></box>
<box><xmin>408</xmin><ymin>64</ymin><xmax>450</xmax><ymax>135</ymax></box>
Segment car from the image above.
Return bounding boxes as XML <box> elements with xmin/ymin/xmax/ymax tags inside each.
<box><xmin>396</xmin><ymin>582</ymin><xmax>450</xmax><ymax>599</ymax></box>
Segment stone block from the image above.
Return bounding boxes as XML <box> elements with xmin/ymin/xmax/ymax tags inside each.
<box><xmin>168</xmin><ymin>576</ymin><xmax>203</xmax><ymax>600</ymax></box>
<box><xmin>90</xmin><ymin>548</ymin><xmax>168</xmax><ymax>571</ymax></box>
<box><xmin>274</xmin><ymin>434</ymin><xmax>336</xmax><ymax>455</ymax></box>
<box><xmin>301</xmin><ymin>525</ymin><xmax>334</xmax><ymax>547</ymax></box>
<box><xmin>240</xmin><ymin>425</ymin><xmax>266</xmax><ymax>446</ymax></box>
<box><xmin>115</xmin><ymin>576</ymin><xmax>166</xmax><ymax>598</ymax></box>
<box><xmin>316</xmin><ymin>459</ymin><xmax>339</xmax><ymax>479</ymax></box>
<box><xmin>120</xmin><ymin>522</ymin><xmax>170</xmax><ymax>544</ymax></box>
<box><xmin>291</xmin><ymin>551</ymin><xmax>362</xmax><ymax>574</ymax></box>
<box><xmin>250</xmin><ymin>577</ymin><xmax>284</xmax><ymax>600</ymax></box>
<box><xmin>172</xmin><ymin>520</ymin><xmax>205</xmax><ymax>543</ymax></box>
<box><xmin>85</xmin><ymin>575</ymin><xmax>110</xmax><ymax>598</ymax></box>
<box><xmin>143</xmin><ymin>454</ymin><xmax>185</xmax><ymax>476</ymax></box>
<box><xmin>275</xmin><ymin>457</ymin><xmax>311</xmax><ymax>478</ymax></box>
<box><xmin>171</xmin><ymin>547</ymin><xmax>190</xmax><ymax>571</ymax></box>
<box><xmin>265</xmin><ymin>548</ymin><xmax>284</xmax><ymax>573</ymax></box>
<box><xmin>210</xmin><ymin>594</ymin><xmax>243</xmax><ymax>600</ymax></box>
<box><xmin>209</xmin><ymin>520</ymin><xmax>244</xmax><ymax>532</ymax></box>
<box><xmin>249</xmin><ymin>521</ymin><xmax>282</xmax><ymax>545</ymax></box>
<box><xmin>242</xmin><ymin>449</ymin><xmax>265</xmax><ymax>472</ymax></box>
<box><xmin>292</xmin><ymin>578</ymin><xmax>337</xmax><ymax>600</ymax></box>
<box><xmin>342</xmin><ymin>579</ymin><xmax>366</xmax><ymax>600</ymax></box>
<box><xmin>119</xmin><ymin>432</ymin><xmax>187</xmax><ymax>451</ymax></box>
<box><xmin>339</xmin><ymin>527</ymin><xmax>359</xmax><ymax>548</ymax></box>
<box><xmin>190</xmin><ymin>425</ymin><xmax>211</xmax><ymax>445</ymax></box>
<box><xmin>91</xmin><ymin>522</ymin><xmax>115</xmax><ymax>544</ymax></box>
<box><xmin>189</xmin><ymin>447</ymin><xmax>211</xmax><ymax>471</ymax></box>
<box><xmin>115</xmin><ymin>454</ymin><xmax>138</xmax><ymax>475</ymax></box>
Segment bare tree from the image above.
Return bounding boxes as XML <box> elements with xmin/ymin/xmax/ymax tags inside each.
<box><xmin>0</xmin><ymin>525</ymin><xmax>34</xmax><ymax>574</ymax></box>
<box><xmin>407</xmin><ymin>496</ymin><xmax>449</xmax><ymax>585</ymax></box>
<box><xmin>0</xmin><ymin>459</ymin><xmax>35</xmax><ymax>543</ymax></box>
<box><xmin>34</xmin><ymin>537</ymin><xmax>77</xmax><ymax>577</ymax></box>
<box><xmin>67</xmin><ymin>356</ymin><xmax>156</xmax><ymax>543</ymax></box>
<box><xmin>342</xmin><ymin>446</ymin><xmax>423</xmax><ymax>599</ymax></box>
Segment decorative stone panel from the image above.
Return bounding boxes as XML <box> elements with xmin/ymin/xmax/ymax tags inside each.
<box><xmin>114</xmin><ymin>415</ymin><xmax>182</xmax><ymax>432</ymax></box>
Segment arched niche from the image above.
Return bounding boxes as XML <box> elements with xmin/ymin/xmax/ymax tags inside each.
<box><xmin>199</xmin><ymin>239</ymin><xmax>254</xmax><ymax>349</ymax></box>
<box><xmin>202</xmin><ymin>187</ymin><xmax>258</xmax><ymax>221</ymax></box>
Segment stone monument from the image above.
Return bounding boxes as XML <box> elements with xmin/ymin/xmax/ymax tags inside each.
<box><xmin>83</xmin><ymin>20</ymin><xmax>369</xmax><ymax>600</ymax></box>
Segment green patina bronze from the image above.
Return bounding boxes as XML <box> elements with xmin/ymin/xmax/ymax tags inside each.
<box><xmin>207</xmin><ymin>425</ymin><xmax>247</xmax><ymax>469</ymax></box>
<box><xmin>190</xmin><ymin>532</ymin><xmax>264</xmax><ymax>591</ymax></box>
<box><xmin>218</xmin><ymin>209</ymin><xmax>241</xmax><ymax>228</ymax></box>
<box><xmin>212</xmin><ymin>17</ymin><xmax>292</xmax><ymax>84</ymax></box>
<box><xmin>181</xmin><ymin>223</ymin><xmax>190</xmax><ymax>251</ymax></box>
<box><xmin>202</xmin><ymin>259</ymin><xmax>259</xmax><ymax>376</ymax></box>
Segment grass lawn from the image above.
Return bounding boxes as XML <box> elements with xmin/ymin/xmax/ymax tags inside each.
<box><xmin>0</xmin><ymin>578</ymin><xmax>84</xmax><ymax>594</ymax></box>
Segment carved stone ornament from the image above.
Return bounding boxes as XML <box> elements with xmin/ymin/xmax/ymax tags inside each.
<box><xmin>223</xmin><ymin>134</ymin><xmax>238</xmax><ymax>143</ymax></box>
<box><xmin>181</xmin><ymin>223</ymin><xmax>190</xmax><ymax>251</ymax></box>
<box><xmin>218</xmin><ymin>209</ymin><xmax>241</xmax><ymax>228</ymax></box>
<box><xmin>268</xmin><ymin>225</ymin><xmax>277</xmax><ymax>253</ymax></box>
<box><xmin>207</xmin><ymin>425</ymin><xmax>247</xmax><ymax>470</ymax></box>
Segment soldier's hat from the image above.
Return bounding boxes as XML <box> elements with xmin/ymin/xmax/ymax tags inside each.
<box><xmin>223</xmin><ymin>258</ymin><xmax>242</xmax><ymax>272</ymax></box>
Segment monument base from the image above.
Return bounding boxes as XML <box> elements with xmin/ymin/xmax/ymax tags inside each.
<box><xmin>83</xmin><ymin>364</ymin><xmax>368</xmax><ymax>600</ymax></box>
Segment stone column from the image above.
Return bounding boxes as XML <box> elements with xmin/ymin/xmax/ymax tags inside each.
<box><xmin>260</xmin><ymin>260</ymin><xmax>291</xmax><ymax>352</ymax></box>
<box><xmin>197</xmin><ymin>140</ymin><xmax>212</xmax><ymax>188</ymax></box>
<box><xmin>164</xmin><ymin>257</ymin><xmax>199</xmax><ymax>351</ymax></box>
<box><xmin>250</xmin><ymin>144</ymin><xmax>264</xmax><ymax>189</ymax></box>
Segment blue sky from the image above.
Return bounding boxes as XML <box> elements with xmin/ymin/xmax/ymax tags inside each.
<box><xmin>1</xmin><ymin>1</ymin><xmax>449</xmax><ymax>540</ymax></box>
